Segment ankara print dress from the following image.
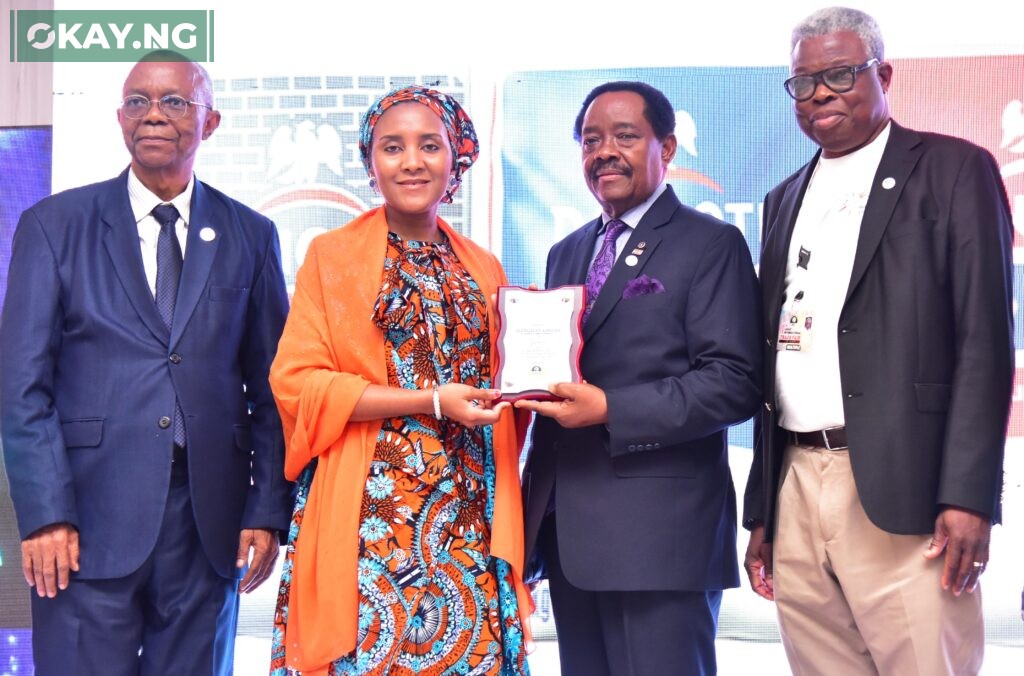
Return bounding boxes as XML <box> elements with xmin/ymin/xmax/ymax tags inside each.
<box><xmin>271</xmin><ymin>232</ymin><xmax>528</xmax><ymax>676</ymax></box>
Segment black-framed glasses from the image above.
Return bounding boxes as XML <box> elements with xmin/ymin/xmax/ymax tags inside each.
<box><xmin>784</xmin><ymin>59</ymin><xmax>880</xmax><ymax>101</ymax></box>
<box><xmin>120</xmin><ymin>94</ymin><xmax>212</xmax><ymax>119</ymax></box>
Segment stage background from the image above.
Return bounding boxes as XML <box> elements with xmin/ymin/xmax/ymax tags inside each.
<box><xmin>1</xmin><ymin>1</ymin><xmax>1022</xmax><ymax>673</ymax></box>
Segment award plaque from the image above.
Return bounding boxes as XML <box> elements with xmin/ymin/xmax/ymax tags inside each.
<box><xmin>495</xmin><ymin>285</ymin><xmax>585</xmax><ymax>401</ymax></box>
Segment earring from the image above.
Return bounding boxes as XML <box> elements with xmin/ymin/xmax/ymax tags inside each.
<box><xmin>369</xmin><ymin>177</ymin><xmax>377</xmax><ymax>191</ymax></box>
<box><xmin>448</xmin><ymin>175</ymin><xmax>458</xmax><ymax>188</ymax></box>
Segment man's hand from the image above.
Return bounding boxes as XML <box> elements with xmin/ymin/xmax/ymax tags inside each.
<box><xmin>22</xmin><ymin>523</ymin><xmax>79</xmax><ymax>598</ymax></box>
<box><xmin>924</xmin><ymin>506</ymin><xmax>991</xmax><ymax>596</ymax></box>
<box><xmin>514</xmin><ymin>382</ymin><xmax>608</xmax><ymax>428</ymax></box>
<box><xmin>237</xmin><ymin>528</ymin><xmax>279</xmax><ymax>594</ymax></box>
<box><xmin>744</xmin><ymin>524</ymin><xmax>774</xmax><ymax>601</ymax></box>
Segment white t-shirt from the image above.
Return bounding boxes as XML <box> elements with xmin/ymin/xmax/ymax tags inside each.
<box><xmin>776</xmin><ymin>122</ymin><xmax>891</xmax><ymax>432</ymax></box>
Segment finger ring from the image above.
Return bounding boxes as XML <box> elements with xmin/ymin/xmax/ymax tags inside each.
<box><xmin>972</xmin><ymin>561</ymin><xmax>985</xmax><ymax>568</ymax></box>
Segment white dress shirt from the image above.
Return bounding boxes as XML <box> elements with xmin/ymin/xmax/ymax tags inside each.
<box><xmin>127</xmin><ymin>169</ymin><xmax>194</xmax><ymax>297</ymax></box>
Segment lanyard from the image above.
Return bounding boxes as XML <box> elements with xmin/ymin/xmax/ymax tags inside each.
<box><xmin>782</xmin><ymin>188</ymin><xmax>868</xmax><ymax>313</ymax></box>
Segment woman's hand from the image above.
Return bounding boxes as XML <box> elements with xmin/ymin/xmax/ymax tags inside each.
<box><xmin>438</xmin><ymin>383</ymin><xmax>509</xmax><ymax>426</ymax></box>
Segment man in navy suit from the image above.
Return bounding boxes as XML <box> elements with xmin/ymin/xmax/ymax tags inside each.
<box><xmin>517</xmin><ymin>82</ymin><xmax>762</xmax><ymax>675</ymax></box>
<box><xmin>0</xmin><ymin>53</ymin><xmax>292</xmax><ymax>674</ymax></box>
<box><xmin>742</xmin><ymin>7</ymin><xmax>1012</xmax><ymax>674</ymax></box>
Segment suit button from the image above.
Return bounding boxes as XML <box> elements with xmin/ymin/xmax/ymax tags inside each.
<box><xmin>644</xmin><ymin>443</ymin><xmax>654</xmax><ymax>451</ymax></box>
<box><xmin>654</xmin><ymin>442</ymin><xmax>661</xmax><ymax>449</ymax></box>
<box><xmin>765</xmin><ymin>338</ymin><xmax>772</xmax><ymax>347</ymax></box>
<box><xmin>169</xmin><ymin>353</ymin><xmax>182</xmax><ymax>364</ymax></box>
<box><xmin>764</xmin><ymin>402</ymin><xmax>773</xmax><ymax>412</ymax></box>
<box><xmin>158</xmin><ymin>416</ymin><xmax>172</xmax><ymax>429</ymax></box>
<box><xmin>627</xmin><ymin>444</ymin><xmax>637</xmax><ymax>452</ymax></box>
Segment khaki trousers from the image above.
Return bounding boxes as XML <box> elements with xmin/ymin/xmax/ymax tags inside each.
<box><xmin>773</xmin><ymin>443</ymin><xmax>984</xmax><ymax>676</ymax></box>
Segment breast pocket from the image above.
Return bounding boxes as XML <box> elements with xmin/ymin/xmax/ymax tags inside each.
<box><xmin>209</xmin><ymin>286</ymin><xmax>249</xmax><ymax>303</ymax></box>
<box><xmin>884</xmin><ymin>218</ymin><xmax>937</xmax><ymax>241</ymax></box>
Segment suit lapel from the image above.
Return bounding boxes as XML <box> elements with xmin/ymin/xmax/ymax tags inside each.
<box><xmin>582</xmin><ymin>187</ymin><xmax>674</xmax><ymax>341</ymax></box>
<box><xmin>563</xmin><ymin>218</ymin><xmax>600</xmax><ymax>287</ymax></box>
<box><xmin>101</xmin><ymin>170</ymin><xmax>169</xmax><ymax>346</ymax></box>
<box><xmin>844</xmin><ymin>123</ymin><xmax>922</xmax><ymax>305</ymax></box>
<box><xmin>171</xmin><ymin>180</ymin><xmax>220</xmax><ymax>348</ymax></box>
<box><xmin>762</xmin><ymin>158</ymin><xmax>817</xmax><ymax>338</ymax></box>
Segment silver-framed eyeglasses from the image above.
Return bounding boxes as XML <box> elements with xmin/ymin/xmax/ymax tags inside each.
<box><xmin>784</xmin><ymin>59</ymin><xmax>880</xmax><ymax>102</ymax></box>
<box><xmin>120</xmin><ymin>94</ymin><xmax>212</xmax><ymax>119</ymax></box>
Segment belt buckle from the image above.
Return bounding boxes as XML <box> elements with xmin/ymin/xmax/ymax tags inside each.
<box><xmin>822</xmin><ymin>425</ymin><xmax>843</xmax><ymax>450</ymax></box>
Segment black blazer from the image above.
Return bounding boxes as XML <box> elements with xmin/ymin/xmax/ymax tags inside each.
<box><xmin>744</xmin><ymin>122</ymin><xmax>1014</xmax><ymax>539</ymax></box>
<box><xmin>522</xmin><ymin>186</ymin><xmax>762</xmax><ymax>591</ymax></box>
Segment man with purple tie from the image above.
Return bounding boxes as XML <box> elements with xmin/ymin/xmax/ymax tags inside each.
<box><xmin>0</xmin><ymin>52</ymin><xmax>291</xmax><ymax>674</ymax></box>
<box><xmin>517</xmin><ymin>81</ymin><xmax>762</xmax><ymax>675</ymax></box>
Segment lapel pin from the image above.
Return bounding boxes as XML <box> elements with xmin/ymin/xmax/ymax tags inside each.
<box><xmin>625</xmin><ymin>254</ymin><xmax>639</xmax><ymax>267</ymax></box>
<box><xmin>199</xmin><ymin>227</ymin><xmax>216</xmax><ymax>242</ymax></box>
<box><xmin>637</xmin><ymin>241</ymin><xmax>646</xmax><ymax>249</ymax></box>
<box><xmin>881</xmin><ymin>177</ymin><xmax>896</xmax><ymax>190</ymax></box>
<box><xmin>631</xmin><ymin>248</ymin><xmax>644</xmax><ymax>256</ymax></box>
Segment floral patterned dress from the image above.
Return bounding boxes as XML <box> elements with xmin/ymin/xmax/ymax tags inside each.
<box><xmin>271</xmin><ymin>232</ymin><xmax>528</xmax><ymax>675</ymax></box>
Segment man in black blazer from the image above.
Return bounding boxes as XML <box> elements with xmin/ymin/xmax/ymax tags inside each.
<box><xmin>1</xmin><ymin>54</ymin><xmax>292</xmax><ymax>674</ymax></box>
<box><xmin>517</xmin><ymin>82</ymin><xmax>762</xmax><ymax>676</ymax></box>
<box><xmin>742</xmin><ymin>8</ymin><xmax>1013</xmax><ymax>674</ymax></box>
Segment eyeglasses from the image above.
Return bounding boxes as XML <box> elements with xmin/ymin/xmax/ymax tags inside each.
<box><xmin>120</xmin><ymin>94</ymin><xmax>212</xmax><ymax>119</ymax></box>
<box><xmin>784</xmin><ymin>59</ymin><xmax>880</xmax><ymax>102</ymax></box>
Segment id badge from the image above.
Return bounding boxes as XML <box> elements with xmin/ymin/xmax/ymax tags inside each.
<box><xmin>777</xmin><ymin>308</ymin><xmax>815</xmax><ymax>352</ymax></box>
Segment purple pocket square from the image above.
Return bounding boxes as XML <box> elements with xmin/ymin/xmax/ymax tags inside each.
<box><xmin>622</xmin><ymin>274</ymin><xmax>665</xmax><ymax>300</ymax></box>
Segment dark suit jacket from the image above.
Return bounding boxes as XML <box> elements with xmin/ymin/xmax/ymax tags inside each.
<box><xmin>522</xmin><ymin>186</ymin><xmax>762</xmax><ymax>592</ymax></box>
<box><xmin>0</xmin><ymin>168</ymin><xmax>293</xmax><ymax>579</ymax></box>
<box><xmin>744</xmin><ymin>122</ymin><xmax>1014</xmax><ymax>540</ymax></box>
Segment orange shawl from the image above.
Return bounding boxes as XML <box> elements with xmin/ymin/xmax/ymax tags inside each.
<box><xmin>269</xmin><ymin>207</ymin><xmax>532</xmax><ymax>674</ymax></box>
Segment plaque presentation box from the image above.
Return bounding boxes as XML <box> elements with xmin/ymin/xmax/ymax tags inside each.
<box><xmin>495</xmin><ymin>285</ymin><xmax>585</xmax><ymax>401</ymax></box>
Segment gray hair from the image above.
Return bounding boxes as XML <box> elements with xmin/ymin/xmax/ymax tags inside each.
<box><xmin>791</xmin><ymin>6</ymin><xmax>885</xmax><ymax>62</ymax></box>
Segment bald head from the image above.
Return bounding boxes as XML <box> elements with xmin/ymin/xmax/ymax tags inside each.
<box><xmin>125</xmin><ymin>52</ymin><xmax>214</xmax><ymax>106</ymax></box>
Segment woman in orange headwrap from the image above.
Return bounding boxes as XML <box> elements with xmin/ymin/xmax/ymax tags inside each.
<box><xmin>268</xmin><ymin>87</ymin><xmax>532</xmax><ymax>675</ymax></box>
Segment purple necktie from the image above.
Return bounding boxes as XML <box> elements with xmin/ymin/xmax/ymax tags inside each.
<box><xmin>582</xmin><ymin>218</ymin><xmax>628</xmax><ymax>323</ymax></box>
<box><xmin>152</xmin><ymin>203</ymin><xmax>186</xmax><ymax>447</ymax></box>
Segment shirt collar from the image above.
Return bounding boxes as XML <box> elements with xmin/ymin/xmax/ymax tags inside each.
<box><xmin>600</xmin><ymin>182</ymin><xmax>668</xmax><ymax>231</ymax></box>
<box><xmin>127</xmin><ymin>168</ymin><xmax>195</xmax><ymax>226</ymax></box>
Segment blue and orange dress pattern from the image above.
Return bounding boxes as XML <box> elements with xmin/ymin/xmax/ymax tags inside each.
<box><xmin>270</xmin><ymin>231</ymin><xmax>527</xmax><ymax>675</ymax></box>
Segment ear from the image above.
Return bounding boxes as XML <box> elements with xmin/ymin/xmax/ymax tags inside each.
<box><xmin>201</xmin><ymin>109</ymin><xmax>222</xmax><ymax>140</ymax></box>
<box><xmin>877</xmin><ymin>61</ymin><xmax>893</xmax><ymax>94</ymax></box>
<box><xmin>660</xmin><ymin>133</ymin><xmax>678</xmax><ymax>166</ymax></box>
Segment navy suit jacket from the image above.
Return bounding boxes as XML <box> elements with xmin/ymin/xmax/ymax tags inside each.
<box><xmin>522</xmin><ymin>186</ymin><xmax>762</xmax><ymax>592</ymax></box>
<box><xmin>744</xmin><ymin>122</ymin><xmax>1014</xmax><ymax>540</ymax></box>
<box><xmin>1</xmin><ymin>169</ymin><xmax>293</xmax><ymax>579</ymax></box>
